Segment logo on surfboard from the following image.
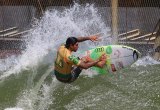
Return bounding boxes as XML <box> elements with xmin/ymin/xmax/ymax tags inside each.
<box><xmin>95</xmin><ymin>47</ymin><xmax>104</xmax><ymax>52</ymax></box>
<box><xmin>111</xmin><ymin>64</ymin><xmax>116</xmax><ymax>72</ymax></box>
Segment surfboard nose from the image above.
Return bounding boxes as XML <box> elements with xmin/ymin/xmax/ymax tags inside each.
<box><xmin>133</xmin><ymin>50</ymin><xmax>141</xmax><ymax>61</ymax></box>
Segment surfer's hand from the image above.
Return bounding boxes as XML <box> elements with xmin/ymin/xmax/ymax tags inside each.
<box><xmin>99</xmin><ymin>53</ymin><xmax>106</xmax><ymax>61</ymax></box>
<box><xmin>96</xmin><ymin>53</ymin><xmax>106</xmax><ymax>68</ymax></box>
<box><xmin>89</xmin><ymin>33</ymin><xmax>102</xmax><ymax>42</ymax></box>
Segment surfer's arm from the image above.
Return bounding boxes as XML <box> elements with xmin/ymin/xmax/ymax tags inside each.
<box><xmin>77</xmin><ymin>33</ymin><xmax>101</xmax><ymax>42</ymax></box>
<box><xmin>78</xmin><ymin>53</ymin><xmax>106</xmax><ymax>69</ymax></box>
<box><xmin>78</xmin><ymin>59</ymin><xmax>100</xmax><ymax>69</ymax></box>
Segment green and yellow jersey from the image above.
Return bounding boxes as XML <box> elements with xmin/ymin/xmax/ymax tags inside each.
<box><xmin>54</xmin><ymin>45</ymin><xmax>81</xmax><ymax>77</ymax></box>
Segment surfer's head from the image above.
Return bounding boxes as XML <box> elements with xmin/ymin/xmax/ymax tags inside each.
<box><xmin>65</xmin><ymin>37</ymin><xmax>79</xmax><ymax>52</ymax></box>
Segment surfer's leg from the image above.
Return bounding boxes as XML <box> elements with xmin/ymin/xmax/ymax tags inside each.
<box><xmin>70</xmin><ymin>66</ymin><xmax>82</xmax><ymax>82</ymax></box>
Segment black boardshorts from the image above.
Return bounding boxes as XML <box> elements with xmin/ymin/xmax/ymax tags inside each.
<box><xmin>53</xmin><ymin>67</ymin><xmax>82</xmax><ymax>83</ymax></box>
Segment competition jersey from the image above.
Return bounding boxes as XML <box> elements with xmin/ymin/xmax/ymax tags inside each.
<box><xmin>54</xmin><ymin>45</ymin><xmax>81</xmax><ymax>75</ymax></box>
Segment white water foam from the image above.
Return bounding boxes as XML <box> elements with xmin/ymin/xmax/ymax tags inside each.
<box><xmin>132</xmin><ymin>55</ymin><xmax>160</xmax><ymax>67</ymax></box>
<box><xmin>4</xmin><ymin>3</ymin><xmax>111</xmax><ymax>109</ymax></box>
<box><xmin>0</xmin><ymin>3</ymin><xmax>111</xmax><ymax>81</ymax></box>
<box><xmin>14</xmin><ymin>77</ymin><xmax>59</xmax><ymax>110</ymax></box>
<box><xmin>4</xmin><ymin>108</ymin><xmax>23</xmax><ymax>110</ymax></box>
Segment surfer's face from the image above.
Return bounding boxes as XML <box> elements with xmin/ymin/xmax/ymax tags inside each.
<box><xmin>71</xmin><ymin>42</ymin><xmax>79</xmax><ymax>52</ymax></box>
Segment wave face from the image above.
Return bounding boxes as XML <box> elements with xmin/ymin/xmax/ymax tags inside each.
<box><xmin>2</xmin><ymin>56</ymin><xmax>160</xmax><ymax>110</ymax></box>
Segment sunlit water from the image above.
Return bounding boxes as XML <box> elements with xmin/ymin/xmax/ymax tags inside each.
<box><xmin>0</xmin><ymin>4</ymin><xmax>160</xmax><ymax>110</ymax></box>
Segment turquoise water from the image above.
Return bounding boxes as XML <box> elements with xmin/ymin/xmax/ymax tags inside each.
<box><xmin>1</xmin><ymin>4</ymin><xmax>160</xmax><ymax>110</ymax></box>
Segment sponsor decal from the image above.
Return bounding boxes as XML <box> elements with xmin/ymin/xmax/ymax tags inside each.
<box><xmin>55</xmin><ymin>59</ymin><xmax>63</xmax><ymax>68</ymax></box>
<box><xmin>116</xmin><ymin>61</ymin><xmax>124</xmax><ymax>68</ymax></box>
<box><xmin>114</xmin><ymin>50</ymin><xmax>121</xmax><ymax>58</ymax></box>
<box><xmin>69</xmin><ymin>56</ymin><xmax>79</xmax><ymax>65</ymax></box>
<box><xmin>106</xmin><ymin>46</ymin><xmax>112</xmax><ymax>54</ymax></box>
<box><xmin>95</xmin><ymin>47</ymin><xmax>104</xmax><ymax>52</ymax></box>
<box><xmin>111</xmin><ymin>64</ymin><xmax>116</xmax><ymax>72</ymax></box>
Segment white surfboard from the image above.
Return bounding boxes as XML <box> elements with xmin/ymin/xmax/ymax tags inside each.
<box><xmin>82</xmin><ymin>45</ymin><xmax>141</xmax><ymax>74</ymax></box>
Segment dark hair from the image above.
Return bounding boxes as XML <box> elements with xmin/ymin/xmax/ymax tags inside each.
<box><xmin>65</xmin><ymin>37</ymin><xmax>78</xmax><ymax>48</ymax></box>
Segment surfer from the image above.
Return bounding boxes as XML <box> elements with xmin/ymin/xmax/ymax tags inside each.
<box><xmin>54</xmin><ymin>34</ymin><xmax>106</xmax><ymax>83</ymax></box>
